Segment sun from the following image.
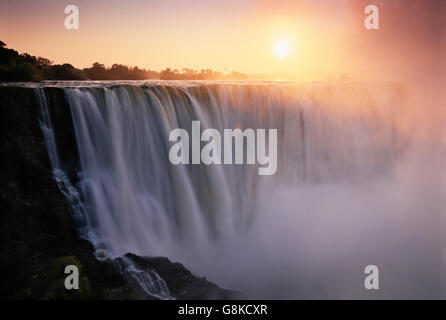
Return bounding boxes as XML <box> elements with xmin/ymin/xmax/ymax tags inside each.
<box><xmin>274</xmin><ymin>40</ymin><xmax>289</xmax><ymax>59</ymax></box>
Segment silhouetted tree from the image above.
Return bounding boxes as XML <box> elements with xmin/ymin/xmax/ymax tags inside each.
<box><xmin>160</xmin><ymin>68</ymin><xmax>175</xmax><ymax>80</ymax></box>
<box><xmin>0</xmin><ymin>41</ymin><xmax>248</xmax><ymax>82</ymax></box>
<box><xmin>46</xmin><ymin>64</ymin><xmax>87</xmax><ymax>80</ymax></box>
<box><xmin>37</xmin><ymin>57</ymin><xmax>53</xmax><ymax>67</ymax></box>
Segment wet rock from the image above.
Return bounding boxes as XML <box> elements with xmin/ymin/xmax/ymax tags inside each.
<box><xmin>124</xmin><ymin>253</ymin><xmax>239</xmax><ymax>300</ymax></box>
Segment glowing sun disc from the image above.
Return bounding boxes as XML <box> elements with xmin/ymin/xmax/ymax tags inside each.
<box><xmin>274</xmin><ymin>40</ymin><xmax>289</xmax><ymax>59</ymax></box>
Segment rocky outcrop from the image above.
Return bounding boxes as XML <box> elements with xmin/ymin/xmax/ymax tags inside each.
<box><xmin>124</xmin><ymin>253</ymin><xmax>239</xmax><ymax>300</ymax></box>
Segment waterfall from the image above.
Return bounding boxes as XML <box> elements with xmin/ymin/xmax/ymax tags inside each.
<box><xmin>34</xmin><ymin>87</ymin><xmax>172</xmax><ymax>299</ymax></box>
<box><xmin>35</xmin><ymin>87</ymin><xmax>91</xmax><ymax>240</ymax></box>
<box><xmin>36</xmin><ymin>82</ymin><xmax>410</xmax><ymax>298</ymax></box>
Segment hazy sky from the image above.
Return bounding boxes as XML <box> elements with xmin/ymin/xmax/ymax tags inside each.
<box><xmin>0</xmin><ymin>0</ymin><xmax>444</xmax><ymax>80</ymax></box>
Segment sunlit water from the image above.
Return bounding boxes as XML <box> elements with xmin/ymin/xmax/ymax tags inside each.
<box><xmin>29</xmin><ymin>80</ymin><xmax>446</xmax><ymax>299</ymax></box>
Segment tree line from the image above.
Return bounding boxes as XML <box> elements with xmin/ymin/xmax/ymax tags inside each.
<box><xmin>0</xmin><ymin>41</ymin><xmax>248</xmax><ymax>82</ymax></box>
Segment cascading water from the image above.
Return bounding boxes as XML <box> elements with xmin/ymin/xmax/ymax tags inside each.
<box><xmin>34</xmin><ymin>87</ymin><xmax>172</xmax><ymax>300</ymax></box>
<box><xmin>35</xmin><ymin>81</ymin><xmax>442</xmax><ymax>299</ymax></box>
<box><xmin>35</xmin><ymin>87</ymin><xmax>91</xmax><ymax>239</ymax></box>
<box><xmin>63</xmin><ymin>83</ymin><xmax>402</xmax><ymax>255</ymax></box>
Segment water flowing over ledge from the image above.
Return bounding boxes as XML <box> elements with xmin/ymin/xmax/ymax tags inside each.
<box><xmin>31</xmin><ymin>81</ymin><xmax>425</xmax><ymax>299</ymax></box>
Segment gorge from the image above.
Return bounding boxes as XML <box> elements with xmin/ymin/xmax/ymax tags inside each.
<box><xmin>1</xmin><ymin>80</ymin><xmax>445</xmax><ymax>299</ymax></box>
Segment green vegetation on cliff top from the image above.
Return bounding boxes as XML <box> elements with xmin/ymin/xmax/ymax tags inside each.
<box><xmin>0</xmin><ymin>41</ymin><xmax>248</xmax><ymax>82</ymax></box>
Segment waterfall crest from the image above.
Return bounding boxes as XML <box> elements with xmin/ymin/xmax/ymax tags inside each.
<box><xmin>36</xmin><ymin>82</ymin><xmax>407</xmax><ymax>298</ymax></box>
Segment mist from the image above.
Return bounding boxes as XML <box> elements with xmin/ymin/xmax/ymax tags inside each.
<box><xmin>150</xmin><ymin>82</ymin><xmax>446</xmax><ymax>299</ymax></box>
<box><xmin>190</xmin><ymin>139</ymin><xmax>446</xmax><ymax>298</ymax></box>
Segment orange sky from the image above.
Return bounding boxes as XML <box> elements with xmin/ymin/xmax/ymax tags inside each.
<box><xmin>0</xmin><ymin>0</ymin><xmax>444</xmax><ymax>81</ymax></box>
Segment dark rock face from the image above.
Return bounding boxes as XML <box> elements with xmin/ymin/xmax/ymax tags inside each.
<box><xmin>124</xmin><ymin>254</ymin><xmax>239</xmax><ymax>300</ymax></box>
<box><xmin>0</xmin><ymin>86</ymin><xmax>235</xmax><ymax>300</ymax></box>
